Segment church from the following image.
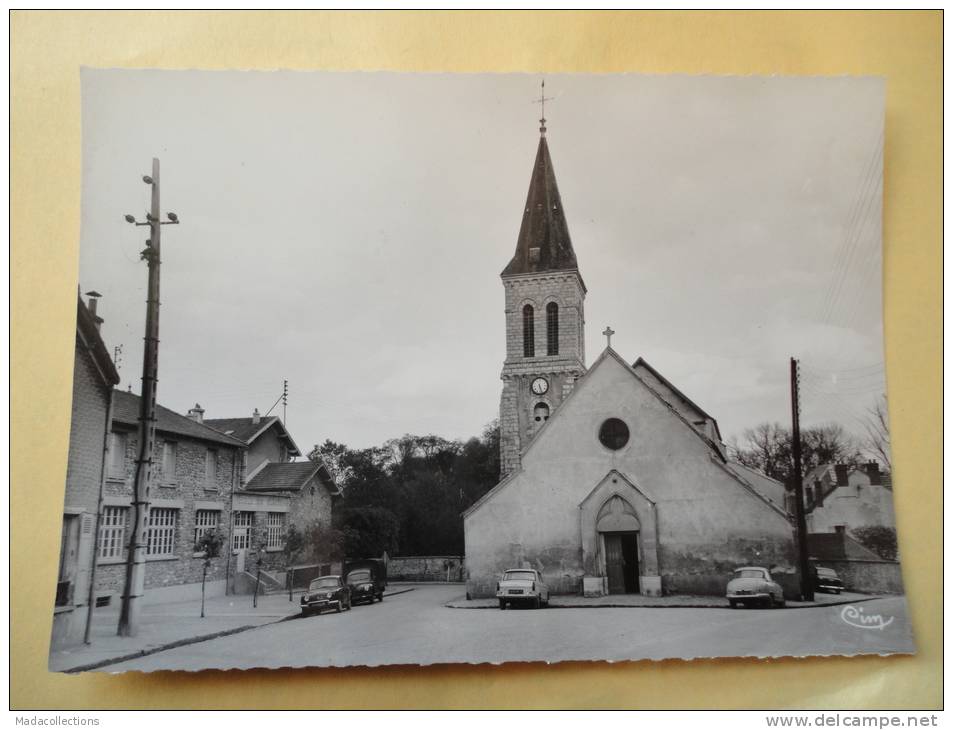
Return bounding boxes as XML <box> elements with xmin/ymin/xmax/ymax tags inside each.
<box><xmin>463</xmin><ymin>112</ymin><xmax>797</xmax><ymax>599</ymax></box>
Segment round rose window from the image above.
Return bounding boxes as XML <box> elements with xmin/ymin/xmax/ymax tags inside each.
<box><xmin>599</xmin><ymin>418</ymin><xmax>630</xmax><ymax>450</ymax></box>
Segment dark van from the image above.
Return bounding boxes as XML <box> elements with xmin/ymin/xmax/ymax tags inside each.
<box><xmin>343</xmin><ymin>559</ymin><xmax>387</xmax><ymax>605</ymax></box>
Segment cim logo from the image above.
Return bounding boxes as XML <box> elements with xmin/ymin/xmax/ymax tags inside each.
<box><xmin>840</xmin><ymin>604</ymin><xmax>894</xmax><ymax>630</ymax></box>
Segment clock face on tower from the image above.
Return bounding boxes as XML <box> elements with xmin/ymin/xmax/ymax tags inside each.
<box><xmin>531</xmin><ymin>377</ymin><xmax>549</xmax><ymax>396</ymax></box>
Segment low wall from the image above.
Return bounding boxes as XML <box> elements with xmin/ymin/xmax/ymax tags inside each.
<box><xmin>388</xmin><ymin>555</ymin><xmax>465</xmax><ymax>582</ymax></box>
<box><xmin>815</xmin><ymin>558</ymin><xmax>905</xmax><ymax>594</ymax></box>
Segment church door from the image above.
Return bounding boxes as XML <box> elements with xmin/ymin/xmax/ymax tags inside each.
<box><xmin>605</xmin><ymin>532</ymin><xmax>640</xmax><ymax>594</ymax></box>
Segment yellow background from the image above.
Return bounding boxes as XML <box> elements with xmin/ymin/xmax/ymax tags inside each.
<box><xmin>11</xmin><ymin>10</ymin><xmax>941</xmax><ymax>709</ymax></box>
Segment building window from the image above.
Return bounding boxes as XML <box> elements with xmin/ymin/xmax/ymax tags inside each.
<box><xmin>108</xmin><ymin>432</ymin><xmax>126</xmax><ymax>477</ymax></box>
<box><xmin>522</xmin><ymin>304</ymin><xmax>535</xmax><ymax>357</ymax></box>
<box><xmin>205</xmin><ymin>449</ymin><xmax>218</xmax><ymax>486</ymax></box>
<box><xmin>193</xmin><ymin>510</ymin><xmax>220</xmax><ymax>551</ymax></box>
<box><xmin>146</xmin><ymin>507</ymin><xmax>177</xmax><ymax>557</ymax></box>
<box><xmin>97</xmin><ymin>506</ymin><xmax>127</xmax><ymax>560</ymax></box>
<box><xmin>266</xmin><ymin>513</ymin><xmax>285</xmax><ymax>550</ymax></box>
<box><xmin>233</xmin><ymin>511</ymin><xmax>254</xmax><ymax>550</ymax></box>
<box><xmin>598</xmin><ymin>418</ymin><xmax>630</xmax><ymax>450</ymax></box>
<box><xmin>161</xmin><ymin>441</ymin><xmax>177</xmax><ymax>482</ymax></box>
<box><xmin>546</xmin><ymin>302</ymin><xmax>559</xmax><ymax>355</ymax></box>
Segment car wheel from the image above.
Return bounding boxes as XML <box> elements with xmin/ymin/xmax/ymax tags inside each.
<box><xmin>378</xmin><ymin>593</ymin><xmax>383</xmax><ymax>602</ymax></box>
<box><xmin>499</xmin><ymin>599</ymin><xmax>506</xmax><ymax>610</ymax></box>
<box><xmin>533</xmin><ymin>596</ymin><xmax>540</xmax><ymax>609</ymax></box>
<box><xmin>728</xmin><ymin>600</ymin><xmax>737</xmax><ymax>609</ymax></box>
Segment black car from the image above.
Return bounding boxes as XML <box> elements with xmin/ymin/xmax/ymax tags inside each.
<box><xmin>343</xmin><ymin>559</ymin><xmax>386</xmax><ymax>605</ymax></box>
<box><xmin>814</xmin><ymin>566</ymin><xmax>844</xmax><ymax>594</ymax></box>
<box><xmin>300</xmin><ymin>575</ymin><xmax>351</xmax><ymax>615</ymax></box>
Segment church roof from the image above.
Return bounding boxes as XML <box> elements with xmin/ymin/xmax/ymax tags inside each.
<box><xmin>501</xmin><ymin>134</ymin><xmax>581</xmax><ymax>279</ymax></box>
<box><xmin>632</xmin><ymin>357</ymin><xmax>724</xmax><ymax>443</ymax></box>
<box><xmin>465</xmin><ymin>347</ymin><xmax>791</xmax><ymax>522</ymax></box>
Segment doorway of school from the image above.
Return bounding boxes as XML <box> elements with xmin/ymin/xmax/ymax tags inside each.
<box><xmin>604</xmin><ymin>531</ymin><xmax>640</xmax><ymax>594</ymax></box>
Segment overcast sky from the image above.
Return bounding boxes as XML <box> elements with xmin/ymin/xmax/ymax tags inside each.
<box><xmin>79</xmin><ymin>70</ymin><xmax>885</xmax><ymax>452</ymax></box>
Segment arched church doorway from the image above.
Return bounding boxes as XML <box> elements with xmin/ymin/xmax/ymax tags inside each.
<box><xmin>603</xmin><ymin>532</ymin><xmax>639</xmax><ymax>594</ymax></box>
<box><xmin>596</xmin><ymin>494</ymin><xmax>642</xmax><ymax>594</ymax></box>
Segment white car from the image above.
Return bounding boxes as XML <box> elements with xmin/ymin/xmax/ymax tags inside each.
<box><xmin>726</xmin><ymin>566</ymin><xmax>786</xmax><ymax>608</ymax></box>
<box><xmin>496</xmin><ymin>568</ymin><xmax>550</xmax><ymax>609</ymax></box>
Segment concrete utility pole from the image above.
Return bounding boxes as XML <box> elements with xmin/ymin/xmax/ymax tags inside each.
<box><xmin>117</xmin><ymin>158</ymin><xmax>179</xmax><ymax>636</ymax></box>
<box><xmin>789</xmin><ymin>357</ymin><xmax>814</xmax><ymax>602</ymax></box>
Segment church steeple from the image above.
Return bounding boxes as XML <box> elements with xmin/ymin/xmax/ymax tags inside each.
<box><xmin>501</xmin><ymin>134</ymin><xmax>580</xmax><ymax>278</ymax></box>
<box><xmin>497</xmin><ymin>103</ymin><xmax>587</xmax><ymax>479</ymax></box>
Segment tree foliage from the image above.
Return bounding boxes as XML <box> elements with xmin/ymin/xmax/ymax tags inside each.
<box><xmin>851</xmin><ymin>525</ymin><xmax>898</xmax><ymax>561</ymax></box>
<box><xmin>308</xmin><ymin>420</ymin><xmax>501</xmax><ymax>558</ymax></box>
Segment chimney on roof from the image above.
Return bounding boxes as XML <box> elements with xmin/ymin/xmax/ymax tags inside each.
<box><xmin>85</xmin><ymin>291</ymin><xmax>104</xmax><ymax>331</ymax></box>
<box><xmin>866</xmin><ymin>461</ymin><xmax>882</xmax><ymax>485</ymax></box>
<box><xmin>252</xmin><ymin>408</ymin><xmax>261</xmax><ymax>425</ymax></box>
<box><xmin>814</xmin><ymin>479</ymin><xmax>824</xmax><ymax>508</ymax></box>
<box><xmin>188</xmin><ymin>403</ymin><xmax>205</xmax><ymax>423</ymax></box>
<box><xmin>834</xmin><ymin>464</ymin><xmax>849</xmax><ymax>487</ymax></box>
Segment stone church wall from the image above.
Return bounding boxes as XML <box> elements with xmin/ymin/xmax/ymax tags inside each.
<box><xmin>467</xmin><ymin>352</ymin><xmax>797</xmax><ymax>598</ymax></box>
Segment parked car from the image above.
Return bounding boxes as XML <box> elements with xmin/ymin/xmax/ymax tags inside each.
<box><xmin>496</xmin><ymin>568</ymin><xmax>550</xmax><ymax>609</ymax></box>
<box><xmin>814</xmin><ymin>566</ymin><xmax>844</xmax><ymax>594</ymax></box>
<box><xmin>726</xmin><ymin>566</ymin><xmax>786</xmax><ymax>608</ymax></box>
<box><xmin>300</xmin><ymin>575</ymin><xmax>351</xmax><ymax>615</ymax></box>
<box><xmin>344</xmin><ymin>559</ymin><xmax>387</xmax><ymax>605</ymax></box>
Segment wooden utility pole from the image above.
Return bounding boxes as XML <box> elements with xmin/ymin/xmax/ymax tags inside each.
<box><xmin>790</xmin><ymin>357</ymin><xmax>814</xmax><ymax>602</ymax></box>
<box><xmin>117</xmin><ymin>159</ymin><xmax>179</xmax><ymax>636</ymax></box>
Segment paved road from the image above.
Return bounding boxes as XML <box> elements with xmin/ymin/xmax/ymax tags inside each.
<box><xmin>106</xmin><ymin>586</ymin><xmax>915</xmax><ymax>672</ymax></box>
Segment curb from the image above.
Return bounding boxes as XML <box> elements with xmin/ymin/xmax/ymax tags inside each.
<box><xmin>60</xmin><ymin>586</ymin><xmax>417</xmax><ymax>673</ymax></box>
<box><xmin>60</xmin><ymin>612</ymin><xmax>300</xmax><ymax>674</ymax></box>
<box><xmin>445</xmin><ymin>594</ymin><xmax>886</xmax><ymax>611</ymax></box>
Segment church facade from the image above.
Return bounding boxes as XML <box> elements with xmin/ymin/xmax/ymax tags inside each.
<box><xmin>463</xmin><ymin>118</ymin><xmax>797</xmax><ymax>599</ymax></box>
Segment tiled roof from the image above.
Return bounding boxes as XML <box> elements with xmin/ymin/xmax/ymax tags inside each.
<box><xmin>501</xmin><ymin>134</ymin><xmax>581</xmax><ymax>278</ymax></box>
<box><xmin>245</xmin><ymin>461</ymin><xmax>335</xmax><ymax>493</ymax></box>
<box><xmin>111</xmin><ymin>390</ymin><xmax>246</xmax><ymax>448</ymax></box>
<box><xmin>204</xmin><ymin>416</ymin><xmax>301</xmax><ymax>456</ymax></box>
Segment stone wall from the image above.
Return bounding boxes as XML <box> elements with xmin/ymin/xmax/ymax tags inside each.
<box><xmin>93</xmin><ymin>427</ymin><xmax>242</xmax><ymax>604</ymax></box>
<box><xmin>388</xmin><ymin>556</ymin><xmax>465</xmax><ymax>582</ymax></box>
<box><xmin>815</xmin><ymin>558</ymin><xmax>905</xmax><ymax>594</ymax></box>
<box><xmin>499</xmin><ymin>271</ymin><xmax>587</xmax><ymax>477</ymax></box>
<box><xmin>236</xmin><ymin>473</ymin><xmax>335</xmax><ymax>575</ymax></box>
<box><xmin>52</xmin><ymin>339</ymin><xmax>113</xmax><ymax>647</ymax></box>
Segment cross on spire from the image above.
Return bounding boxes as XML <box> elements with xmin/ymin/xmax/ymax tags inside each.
<box><xmin>535</xmin><ymin>79</ymin><xmax>554</xmax><ymax>136</ymax></box>
<box><xmin>603</xmin><ymin>326</ymin><xmax>615</xmax><ymax>348</ymax></box>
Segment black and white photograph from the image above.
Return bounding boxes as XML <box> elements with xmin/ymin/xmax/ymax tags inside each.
<box><xmin>49</xmin><ymin>70</ymin><xmax>912</xmax><ymax>673</ymax></box>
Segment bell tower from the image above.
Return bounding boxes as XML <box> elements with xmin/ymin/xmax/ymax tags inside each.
<box><xmin>499</xmin><ymin>107</ymin><xmax>586</xmax><ymax>478</ymax></box>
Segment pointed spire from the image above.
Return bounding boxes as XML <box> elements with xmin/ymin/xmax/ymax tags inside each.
<box><xmin>501</xmin><ymin>125</ymin><xmax>579</xmax><ymax>278</ymax></box>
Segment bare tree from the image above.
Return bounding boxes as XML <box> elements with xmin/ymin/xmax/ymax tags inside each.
<box><xmin>862</xmin><ymin>395</ymin><xmax>891</xmax><ymax>472</ymax></box>
<box><xmin>730</xmin><ymin>421</ymin><xmax>860</xmax><ymax>485</ymax></box>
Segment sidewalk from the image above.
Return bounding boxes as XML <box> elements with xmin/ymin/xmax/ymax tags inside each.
<box><xmin>52</xmin><ymin>586</ymin><xmax>417</xmax><ymax>673</ymax></box>
<box><xmin>50</xmin><ymin>592</ymin><xmax>304</xmax><ymax>673</ymax></box>
<box><xmin>446</xmin><ymin>590</ymin><xmax>880</xmax><ymax>610</ymax></box>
